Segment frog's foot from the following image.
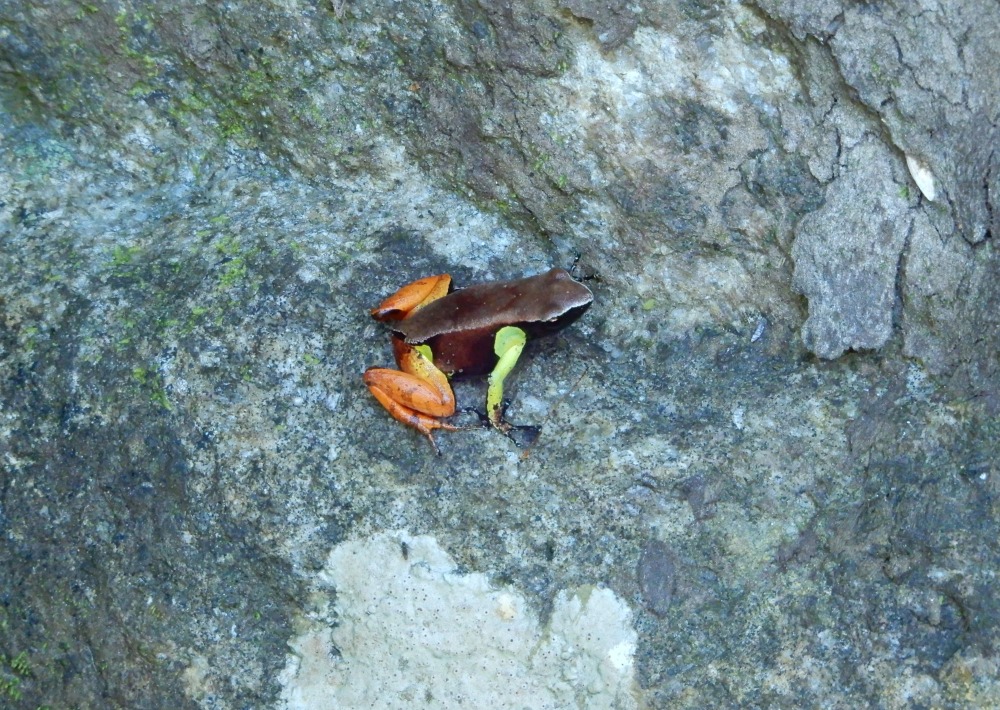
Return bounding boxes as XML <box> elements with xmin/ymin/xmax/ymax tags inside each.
<box><xmin>438</xmin><ymin>407</ymin><xmax>485</xmax><ymax>433</ymax></box>
<box><xmin>459</xmin><ymin>406</ymin><xmax>492</xmax><ymax>428</ymax></box>
<box><xmin>483</xmin><ymin>399</ymin><xmax>541</xmax><ymax>448</ymax></box>
<box><xmin>408</xmin><ymin>415</ymin><xmax>461</xmax><ymax>456</ymax></box>
<box><xmin>501</xmin><ymin>422</ymin><xmax>541</xmax><ymax>448</ymax></box>
<box><xmin>464</xmin><ymin>400</ymin><xmax>512</xmax><ymax>430</ymax></box>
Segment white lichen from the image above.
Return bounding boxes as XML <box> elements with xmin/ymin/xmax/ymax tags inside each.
<box><xmin>277</xmin><ymin>531</ymin><xmax>638</xmax><ymax>709</ymax></box>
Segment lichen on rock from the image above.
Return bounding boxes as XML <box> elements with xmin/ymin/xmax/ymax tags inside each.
<box><xmin>278</xmin><ymin>531</ymin><xmax>637</xmax><ymax>710</ymax></box>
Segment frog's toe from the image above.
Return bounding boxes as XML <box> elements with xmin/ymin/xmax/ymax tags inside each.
<box><xmin>504</xmin><ymin>424</ymin><xmax>541</xmax><ymax>448</ymax></box>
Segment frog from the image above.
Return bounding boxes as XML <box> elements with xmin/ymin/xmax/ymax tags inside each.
<box><xmin>363</xmin><ymin>267</ymin><xmax>594</xmax><ymax>452</ymax></box>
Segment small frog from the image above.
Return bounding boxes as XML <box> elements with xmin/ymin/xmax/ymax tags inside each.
<box><xmin>363</xmin><ymin>267</ymin><xmax>593</xmax><ymax>452</ymax></box>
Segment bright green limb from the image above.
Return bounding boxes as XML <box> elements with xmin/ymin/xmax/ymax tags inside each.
<box><xmin>414</xmin><ymin>344</ymin><xmax>434</xmax><ymax>361</ymax></box>
<box><xmin>487</xmin><ymin>326</ymin><xmax>527</xmax><ymax>430</ymax></box>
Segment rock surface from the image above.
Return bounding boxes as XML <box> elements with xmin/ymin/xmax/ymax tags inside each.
<box><xmin>1</xmin><ymin>1</ymin><xmax>998</xmax><ymax>708</ymax></box>
<box><xmin>279</xmin><ymin>531</ymin><xmax>637</xmax><ymax>709</ymax></box>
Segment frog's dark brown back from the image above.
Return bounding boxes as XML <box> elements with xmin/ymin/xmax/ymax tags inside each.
<box><xmin>394</xmin><ymin>268</ymin><xmax>593</xmax><ymax>344</ymax></box>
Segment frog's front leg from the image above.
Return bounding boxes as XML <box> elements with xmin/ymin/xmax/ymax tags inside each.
<box><xmin>486</xmin><ymin>326</ymin><xmax>528</xmax><ymax>435</ymax></box>
<box><xmin>363</xmin><ymin>336</ymin><xmax>458</xmax><ymax>453</ymax></box>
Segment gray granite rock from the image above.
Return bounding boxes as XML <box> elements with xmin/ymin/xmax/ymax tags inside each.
<box><xmin>792</xmin><ymin>137</ymin><xmax>910</xmax><ymax>359</ymax></box>
<box><xmin>1</xmin><ymin>1</ymin><xmax>998</xmax><ymax>708</ymax></box>
<box><xmin>828</xmin><ymin>0</ymin><xmax>1000</xmax><ymax>247</ymax></box>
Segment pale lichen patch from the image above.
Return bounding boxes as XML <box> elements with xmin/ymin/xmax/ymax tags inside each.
<box><xmin>277</xmin><ymin>531</ymin><xmax>638</xmax><ymax>709</ymax></box>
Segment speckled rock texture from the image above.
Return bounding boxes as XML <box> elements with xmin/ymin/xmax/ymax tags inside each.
<box><xmin>1</xmin><ymin>1</ymin><xmax>998</xmax><ymax>708</ymax></box>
